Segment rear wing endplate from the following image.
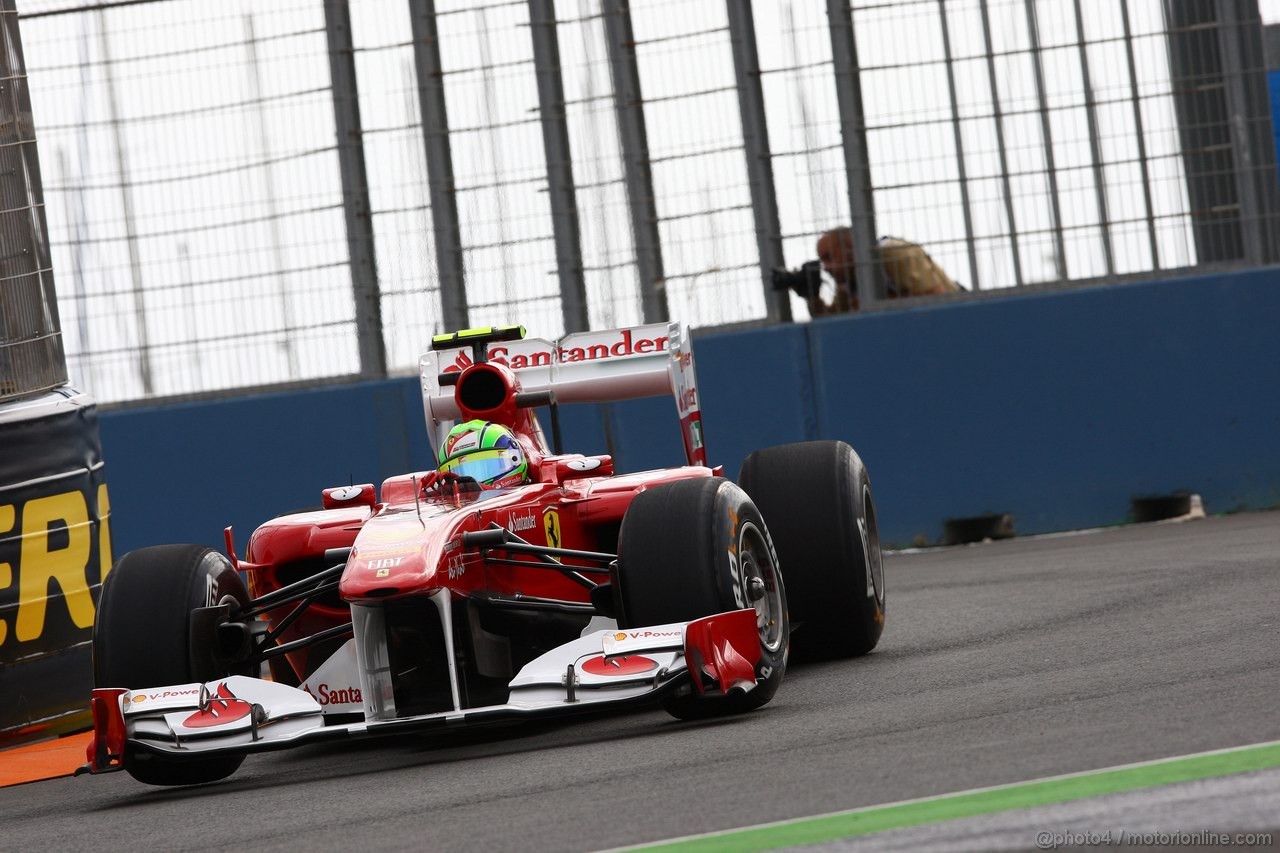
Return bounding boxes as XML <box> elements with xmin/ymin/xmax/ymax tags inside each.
<box><xmin>419</xmin><ymin>322</ymin><xmax>706</xmax><ymax>467</ymax></box>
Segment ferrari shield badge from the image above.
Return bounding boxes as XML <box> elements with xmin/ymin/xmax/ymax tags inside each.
<box><xmin>542</xmin><ymin>507</ymin><xmax>561</xmax><ymax>548</ymax></box>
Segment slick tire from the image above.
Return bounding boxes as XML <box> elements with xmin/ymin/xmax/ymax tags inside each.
<box><xmin>739</xmin><ymin>441</ymin><xmax>885</xmax><ymax>660</ymax></box>
<box><xmin>94</xmin><ymin>544</ymin><xmax>251</xmax><ymax>786</ymax></box>
<box><xmin>616</xmin><ymin>477</ymin><xmax>788</xmax><ymax>719</ymax></box>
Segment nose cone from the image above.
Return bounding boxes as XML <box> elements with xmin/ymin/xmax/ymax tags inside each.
<box><xmin>340</xmin><ymin>507</ymin><xmax>444</xmax><ymax>600</ymax></box>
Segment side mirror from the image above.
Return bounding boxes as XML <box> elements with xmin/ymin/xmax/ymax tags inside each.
<box><xmin>322</xmin><ymin>483</ymin><xmax>376</xmax><ymax>510</ymax></box>
<box><xmin>553</xmin><ymin>456</ymin><xmax>613</xmax><ymax>481</ymax></box>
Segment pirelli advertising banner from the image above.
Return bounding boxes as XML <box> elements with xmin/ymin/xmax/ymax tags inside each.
<box><xmin>0</xmin><ymin>387</ymin><xmax>110</xmax><ymax>744</ymax></box>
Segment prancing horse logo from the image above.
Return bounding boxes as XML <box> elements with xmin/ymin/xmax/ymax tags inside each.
<box><xmin>543</xmin><ymin>508</ymin><xmax>561</xmax><ymax>549</ymax></box>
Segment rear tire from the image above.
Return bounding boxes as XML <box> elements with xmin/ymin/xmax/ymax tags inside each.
<box><xmin>616</xmin><ymin>478</ymin><xmax>788</xmax><ymax>719</ymax></box>
<box><xmin>94</xmin><ymin>544</ymin><xmax>251</xmax><ymax>785</ymax></box>
<box><xmin>739</xmin><ymin>441</ymin><xmax>884</xmax><ymax>659</ymax></box>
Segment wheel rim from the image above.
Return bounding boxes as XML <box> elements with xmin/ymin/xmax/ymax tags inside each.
<box><xmin>863</xmin><ymin>485</ymin><xmax>885</xmax><ymax>606</ymax></box>
<box><xmin>738</xmin><ymin>521</ymin><xmax>785</xmax><ymax>653</ymax></box>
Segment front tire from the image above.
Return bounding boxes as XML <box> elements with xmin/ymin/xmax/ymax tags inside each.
<box><xmin>739</xmin><ymin>441</ymin><xmax>885</xmax><ymax>659</ymax></box>
<box><xmin>616</xmin><ymin>477</ymin><xmax>788</xmax><ymax>719</ymax></box>
<box><xmin>94</xmin><ymin>544</ymin><xmax>251</xmax><ymax>785</ymax></box>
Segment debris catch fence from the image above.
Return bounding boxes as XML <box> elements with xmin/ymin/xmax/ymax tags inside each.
<box><xmin>5</xmin><ymin>0</ymin><xmax>1277</xmax><ymax>404</ymax></box>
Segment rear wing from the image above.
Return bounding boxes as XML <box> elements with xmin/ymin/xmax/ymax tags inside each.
<box><xmin>419</xmin><ymin>322</ymin><xmax>706</xmax><ymax>467</ymax></box>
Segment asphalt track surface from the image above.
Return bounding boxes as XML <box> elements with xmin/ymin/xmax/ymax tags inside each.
<box><xmin>4</xmin><ymin>511</ymin><xmax>1279</xmax><ymax>852</ymax></box>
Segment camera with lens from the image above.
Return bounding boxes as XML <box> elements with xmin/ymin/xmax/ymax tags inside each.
<box><xmin>770</xmin><ymin>259</ymin><xmax>823</xmax><ymax>300</ymax></box>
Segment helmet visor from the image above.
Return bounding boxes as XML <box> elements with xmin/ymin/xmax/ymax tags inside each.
<box><xmin>438</xmin><ymin>447</ymin><xmax>522</xmax><ymax>484</ymax></box>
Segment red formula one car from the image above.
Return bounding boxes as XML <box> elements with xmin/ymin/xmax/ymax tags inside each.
<box><xmin>83</xmin><ymin>323</ymin><xmax>885</xmax><ymax>785</ymax></box>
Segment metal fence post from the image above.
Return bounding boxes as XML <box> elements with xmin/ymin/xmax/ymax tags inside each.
<box><xmin>937</xmin><ymin>0</ymin><xmax>979</xmax><ymax>291</ymax></box>
<box><xmin>408</xmin><ymin>0</ymin><xmax>469</xmax><ymax>333</ymax></box>
<box><xmin>601</xmin><ymin>0</ymin><xmax>668</xmax><ymax>324</ymax></box>
<box><xmin>97</xmin><ymin>11</ymin><xmax>152</xmax><ymax>394</ymax></box>
<box><xmin>726</xmin><ymin>0</ymin><xmax>790</xmax><ymax>323</ymax></box>
<box><xmin>246</xmin><ymin>14</ymin><xmax>299</xmax><ymax>377</ymax></box>
<box><xmin>528</xmin><ymin>0</ymin><xmax>589</xmax><ymax>333</ymax></box>
<box><xmin>1160</xmin><ymin>0</ymin><xmax>1280</xmax><ymax>266</ymax></box>
<box><xmin>323</xmin><ymin>0</ymin><xmax>386</xmax><ymax>377</ymax></box>
<box><xmin>978</xmin><ymin>0</ymin><xmax>1023</xmax><ymax>287</ymax></box>
<box><xmin>56</xmin><ymin>148</ymin><xmax>89</xmax><ymax>376</ymax></box>
<box><xmin>1120</xmin><ymin>0</ymin><xmax>1161</xmax><ymax>269</ymax></box>
<box><xmin>826</xmin><ymin>0</ymin><xmax>881</xmax><ymax>308</ymax></box>
<box><xmin>1215</xmin><ymin>0</ymin><xmax>1275</xmax><ymax>265</ymax></box>
<box><xmin>1022</xmin><ymin>0</ymin><xmax>1066</xmax><ymax>281</ymax></box>
<box><xmin>1070</xmin><ymin>0</ymin><xmax>1114</xmax><ymax>277</ymax></box>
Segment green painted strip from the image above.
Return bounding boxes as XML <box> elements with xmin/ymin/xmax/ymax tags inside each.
<box><xmin>627</xmin><ymin>740</ymin><xmax>1280</xmax><ymax>853</ymax></box>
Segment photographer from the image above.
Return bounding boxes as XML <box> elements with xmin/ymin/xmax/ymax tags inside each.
<box><xmin>773</xmin><ymin>227</ymin><xmax>962</xmax><ymax>316</ymax></box>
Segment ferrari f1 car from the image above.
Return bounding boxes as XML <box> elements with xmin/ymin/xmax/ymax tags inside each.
<box><xmin>83</xmin><ymin>322</ymin><xmax>885</xmax><ymax>785</ymax></box>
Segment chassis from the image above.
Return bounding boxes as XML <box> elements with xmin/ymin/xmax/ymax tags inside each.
<box><xmin>83</xmin><ymin>323</ymin><xmax>885</xmax><ymax>785</ymax></box>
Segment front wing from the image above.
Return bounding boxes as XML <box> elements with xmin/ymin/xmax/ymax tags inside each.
<box><xmin>80</xmin><ymin>609</ymin><xmax>762</xmax><ymax>775</ymax></box>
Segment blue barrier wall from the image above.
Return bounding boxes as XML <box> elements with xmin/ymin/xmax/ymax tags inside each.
<box><xmin>806</xmin><ymin>269</ymin><xmax>1280</xmax><ymax>543</ymax></box>
<box><xmin>100</xmin><ymin>378</ymin><xmax>434</xmax><ymax>557</ymax></box>
<box><xmin>100</xmin><ymin>268</ymin><xmax>1280</xmax><ymax>552</ymax></box>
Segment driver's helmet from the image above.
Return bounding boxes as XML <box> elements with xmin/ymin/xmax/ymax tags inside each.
<box><xmin>437</xmin><ymin>420</ymin><xmax>530</xmax><ymax>487</ymax></box>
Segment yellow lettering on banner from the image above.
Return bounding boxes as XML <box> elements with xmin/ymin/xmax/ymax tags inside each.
<box><xmin>0</xmin><ymin>504</ymin><xmax>13</xmax><ymax>647</ymax></box>
<box><xmin>16</xmin><ymin>491</ymin><xmax>95</xmax><ymax>642</ymax></box>
<box><xmin>98</xmin><ymin>483</ymin><xmax>113</xmax><ymax>581</ymax></box>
